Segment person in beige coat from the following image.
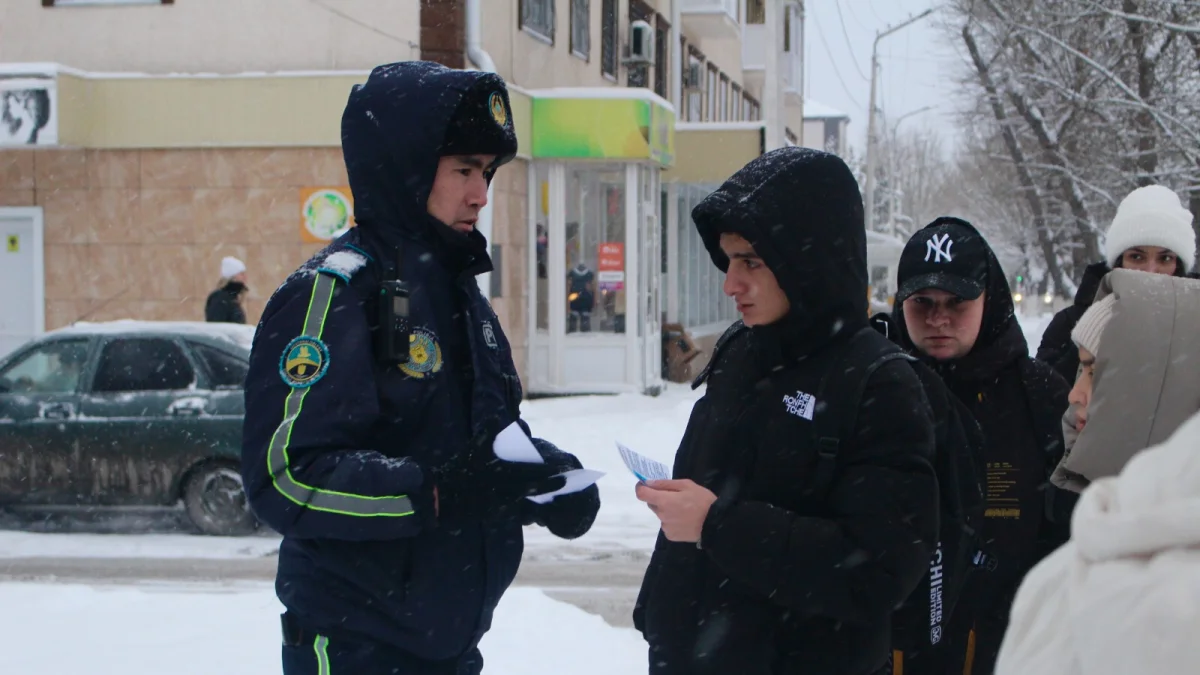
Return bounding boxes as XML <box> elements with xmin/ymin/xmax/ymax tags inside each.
<box><xmin>1053</xmin><ymin>268</ymin><xmax>1200</xmax><ymax>492</ymax></box>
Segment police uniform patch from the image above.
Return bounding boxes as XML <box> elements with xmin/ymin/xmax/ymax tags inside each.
<box><xmin>399</xmin><ymin>328</ymin><xmax>443</xmax><ymax>379</ymax></box>
<box><xmin>280</xmin><ymin>336</ymin><xmax>330</xmax><ymax>388</ymax></box>
<box><xmin>488</xmin><ymin>92</ymin><xmax>508</xmax><ymax>127</ymax></box>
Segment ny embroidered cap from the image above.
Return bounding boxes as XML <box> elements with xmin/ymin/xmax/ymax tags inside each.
<box><xmin>895</xmin><ymin>217</ymin><xmax>990</xmax><ymax>304</ymax></box>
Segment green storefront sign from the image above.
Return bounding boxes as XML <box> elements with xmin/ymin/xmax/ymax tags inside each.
<box><xmin>531</xmin><ymin>95</ymin><xmax>675</xmax><ymax>167</ymax></box>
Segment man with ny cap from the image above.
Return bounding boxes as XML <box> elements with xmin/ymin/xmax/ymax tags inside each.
<box><xmin>240</xmin><ymin>62</ymin><xmax>600</xmax><ymax>675</ymax></box>
<box><xmin>884</xmin><ymin>217</ymin><xmax>1073</xmax><ymax>674</ymax></box>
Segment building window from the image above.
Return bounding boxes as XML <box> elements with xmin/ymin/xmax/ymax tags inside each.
<box><xmin>783</xmin><ymin>6</ymin><xmax>791</xmax><ymax>52</ymax></box>
<box><xmin>653</xmin><ymin>17</ymin><xmax>670</xmax><ymax>99</ymax></box>
<box><xmin>718</xmin><ymin>75</ymin><xmax>729</xmax><ymax>122</ymax></box>
<box><xmin>628</xmin><ymin>1</ymin><xmax>652</xmax><ymax>89</ymax></box>
<box><xmin>743</xmin><ymin>92</ymin><xmax>761</xmax><ymax>121</ymax></box>
<box><xmin>520</xmin><ymin>0</ymin><xmax>556</xmax><ymax>43</ymax></box>
<box><xmin>570</xmin><ymin>0</ymin><xmax>590</xmax><ymax>59</ymax></box>
<box><xmin>731</xmin><ymin>83</ymin><xmax>743</xmax><ymax>121</ymax></box>
<box><xmin>677</xmin><ymin>184</ymin><xmax>738</xmax><ymax>330</ymax></box>
<box><xmin>705</xmin><ymin>65</ymin><xmax>718</xmax><ymax>121</ymax></box>
<box><xmin>601</xmin><ymin>0</ymin><xmax>618</xmax><ymax>77</ymax></box>
<box><xmin>746</xmin><ymin>0</ymin><xmax>765</xmax><ymax>24</ymax></box>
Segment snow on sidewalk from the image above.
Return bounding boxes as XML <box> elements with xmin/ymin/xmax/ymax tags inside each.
<box><xmin>0</xmin><ymin>582</ymin><xmax>647</xmax><ymax>674</ymax></box>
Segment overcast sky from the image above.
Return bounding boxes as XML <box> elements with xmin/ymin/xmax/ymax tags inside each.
<box><xmin>803</xmin><ymin>0</ymin><xmax>965</xmax><ymax>154</ymax></box>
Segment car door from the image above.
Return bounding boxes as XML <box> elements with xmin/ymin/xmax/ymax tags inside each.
<box><xmin>75</xmin><ymin>335</ymin><xmax>214</xmax><ymax>506</ymax></box>
<box><xmin>0</xmin><ymin>338</ymin><xmax>92</xmax><ymax>505</ymax></box>
<box><xmin>185</xmin><ymin>340</ymin><xmax>248</xmax><ymax>455</ymax></box>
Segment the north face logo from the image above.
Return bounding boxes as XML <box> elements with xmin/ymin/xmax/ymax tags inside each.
<box><xmin>925</xmin><ymin>233</ymin><xmax>954</xmax><ymax>263</ymax></box>
<box><xmin>782</xmin><ymin>390</ymin><xmax>816</xmax><ymax>420</ymax></box>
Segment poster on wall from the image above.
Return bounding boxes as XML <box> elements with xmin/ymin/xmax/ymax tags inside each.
<box><xmin>0</xmin><ymin>77</ymin><xmax>57</xmax><ymax>146</ymax></box>
<box><xmin>598</xmin><ymin>242</ymin><xmax>625</xmax><ymax>291</ymax></box>
<box><xmin>299</xmin><ymin>187</ymin><xmax>355</xmax><ymax>243</ymax></box>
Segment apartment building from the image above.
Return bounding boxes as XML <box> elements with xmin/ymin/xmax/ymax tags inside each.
<box><xmin>0</xmin><ymin>0</ymin><xmax>806</xmax><ymax>394</ymax></box>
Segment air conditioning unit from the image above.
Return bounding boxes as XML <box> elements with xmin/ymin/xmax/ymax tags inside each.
<box><xmin>623</xmin><ymin>20</ymin><xmax>655</xmax><ymax>65</ymax></box>
<box><xmin>683</xmin><ymin>62</ymin><xmax>703</xmax><ymax>90</ymax></box>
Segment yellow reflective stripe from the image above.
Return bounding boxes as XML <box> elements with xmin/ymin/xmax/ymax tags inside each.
<box><xmin>266</xmin><ymin>273</ymin><xmax>415</xmax><ymax>517</ymax></box>
<box><xmin>314</xmin><ymin>634</ymin><xmax>331</xmax><ymax>675</ymax></box>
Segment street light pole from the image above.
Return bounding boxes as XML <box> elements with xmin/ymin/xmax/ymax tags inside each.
<box><xmin>863</xmin><ymin>8</ymin><xmax>935</xmax><ymax>235</ymax></box>
<box><xmin>887</xmin><ymin>105</ymin><xmax>935</xmax><ymax>236</ymax></box>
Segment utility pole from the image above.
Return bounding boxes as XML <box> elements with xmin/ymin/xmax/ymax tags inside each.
<box><xmin>763</xmin><ymin>0</ymin><xmax>783</xmax><ymax>151</ymax></box>
<box><xmin>863</xmin><ymin>8</ymin><xmax>934</xmax><ymax>235</ymax></box>
<box><xmin>887</xmin><ymin>105</ymin><xmax>934</xmax><ymax>236</ymax></box>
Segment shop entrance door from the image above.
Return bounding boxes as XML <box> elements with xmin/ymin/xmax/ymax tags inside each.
<box><xmin>526</xmin><ymin>162</ymin><xmax>662</xmax><ymax>395</ymax></box>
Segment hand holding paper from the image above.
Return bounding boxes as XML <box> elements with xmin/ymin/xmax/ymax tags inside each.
<box><xmin>491</xmin><ymin>422</ymin><xmax>604</xmax><ymax>502</ymax></box>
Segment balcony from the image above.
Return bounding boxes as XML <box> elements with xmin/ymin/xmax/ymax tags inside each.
<box><xmin>741</xmin><ymin>24</ymin><xmax>802</xmax><ymax>93</ymax></box>
<box><xmin>681</xmin><ymin>0</ymin><xmax>740</xmax><ymax>40</ymax></box>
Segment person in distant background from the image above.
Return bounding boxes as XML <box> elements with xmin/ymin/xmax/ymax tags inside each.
<box><xmin>206</xmin><ymin>256</ymin><xmax>248</xmax><ymax>324</ymax></box>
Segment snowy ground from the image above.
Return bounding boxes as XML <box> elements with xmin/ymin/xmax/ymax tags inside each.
<box><xmin>0</xmin><ymin>315</ymin><xmax>1056</xmax><ymax>674</ymax></box>
<box><xmin>0</xmin><ymin>583</ymin><xmax>647</xmax><ymax>675</ymax></box>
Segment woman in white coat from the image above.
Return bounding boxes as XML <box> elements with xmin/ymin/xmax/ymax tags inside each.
<box><xmin>993</xmin><ymin>409</ymin><xmax>1200</xmax><ymax>674</ymax></box>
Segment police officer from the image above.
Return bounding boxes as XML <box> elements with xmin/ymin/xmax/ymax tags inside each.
<box><xmin>241</xmin><ymin>62</ymin><xmax>601</xmax><ymax>675</ymax></box>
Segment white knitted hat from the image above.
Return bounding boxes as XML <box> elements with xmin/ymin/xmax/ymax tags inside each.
<box><xmin>221</xmin><ymin>256</ymin><xmax>246</xmax><ymax>279</ymax></box>
<box><xmin>1071</xmin><ymin>293</ymin><xmax>1117</xmax><ymax>357</ymax></box>
<box><xmin>1104</xmin><ymin>185</ymin><xmax>1195</xmax><ymax>270</ymax></box>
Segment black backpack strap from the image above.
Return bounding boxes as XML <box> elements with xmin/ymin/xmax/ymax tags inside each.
<box><xmin>808</xmin><ymin>333</ymin><xmax>915</xmax><ymax>502</ymax></box>
<box><xmin>691</xmin><ymin>320</ymin><xmax>749</xmax><ymax>390</ymax></box>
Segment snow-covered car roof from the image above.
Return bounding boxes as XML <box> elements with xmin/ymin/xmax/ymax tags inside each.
<box><xmin>47</xmin><ymin>320</ymin><xmax>257</xmax><ymax>351</ymax></box>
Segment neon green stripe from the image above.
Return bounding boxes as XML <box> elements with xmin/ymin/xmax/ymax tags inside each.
<box><xmin>314</xmin><ymin>634</ymin><xmax>331</xmax><ymax>675</ymax></box>
<box><xmin>266</xmin><ymin>273</ymin><xmax>415</xmax><ymax>517</ymax></box>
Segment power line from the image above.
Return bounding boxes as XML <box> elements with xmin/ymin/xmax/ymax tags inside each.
<box><xmin>833</xmin><ymin>0</ymin><xmax>870</xmax><ymax>81</ymax></box>
<box><xmin>810</xmin><ymin>9</ymin><xmax>864</xmax><ymax>110</ymax></box>
<box><xmin>306</xmin><ymin>0</ymin><xmax>420</xmax><ymax>53</ymax></box>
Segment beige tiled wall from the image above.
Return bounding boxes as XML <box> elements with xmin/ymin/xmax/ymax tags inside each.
<box><xmin>1</xmin><ymin>147</ymin><xmax>342</xmax><ymax>329</ymax></box>
<box><xmin>1</xmin><ymin>148</ymin><xmax>534</xmax><ymax>379</ymax></box>
<box><xmin>489</xmin><ymin>159</ymin><xmax>531</xmax><ymax>382</ymax></box>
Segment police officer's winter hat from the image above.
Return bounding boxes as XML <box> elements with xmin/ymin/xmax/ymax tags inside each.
<box><xmin>896</xmin><ymin>217</ymin><xmax>991</xmax><ymax>304</ymax></box>
<box><xmin>438</xmin><ymin>73</ymin><xmax>518</xmax><ymax>168</ymax></box>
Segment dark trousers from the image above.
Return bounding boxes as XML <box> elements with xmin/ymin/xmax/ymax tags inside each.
<box><xmin>280</xmin><ymin>613</ymin><xmax>478</xmax><ymax>675</ymax></box>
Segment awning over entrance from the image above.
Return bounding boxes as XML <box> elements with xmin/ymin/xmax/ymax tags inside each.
<box><xmin>520</xmin><ymin>87</ymin><xmax>675</xmax><ymax>168</ymax></box>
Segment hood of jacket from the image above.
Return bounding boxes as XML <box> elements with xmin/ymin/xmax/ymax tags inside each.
<box><xmin>692</xmin><ymin>147</ymin><xmax>868</xmax><ymax>360</ymax></box>
<box><xmin>1052</xmin><ymin>269</ymin><xmax>1200</xmax><ymax>491</ymax></box>
<box><xmin>894</xmin><ymin>217</ymin><xmax>1024</xmax><ymax>379</ymax></box>
<box><xmin>340</xmin><ymin>61</ymin><xmax>515</xmax><ymax>275</ymax></box>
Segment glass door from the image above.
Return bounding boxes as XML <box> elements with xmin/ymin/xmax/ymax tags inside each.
<box><xmin>638</xmin><ymin>165</ymin><xmax>663</xmax><ymax>395</ymax></box>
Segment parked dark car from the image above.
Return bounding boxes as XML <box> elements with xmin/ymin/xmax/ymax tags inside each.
<box><xmin>0</xmin><ymin>321</ymin><xmax>257</xmax><ymax>536</ymax></box>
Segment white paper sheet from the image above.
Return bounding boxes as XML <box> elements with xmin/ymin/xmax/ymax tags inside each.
<box><xmin>616</xmin><ymin>442</ymin><xmax>671</xmax><ymax>482</ymax></box>
<box><xmin>526</xmin><ymin>469</ymin><xmax>606</xmax><ymax>504</ymax></box>
<box><xmin>492</xmin><ymin>422</ymin><xmax>545</xmax><ymax>463</ymax></box>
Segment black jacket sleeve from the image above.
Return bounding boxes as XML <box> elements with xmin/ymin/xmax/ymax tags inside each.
<box><xmin>698</xmin><ymin>360</ymin><xmax>939</xmax><ymax>623</ymax></box>
<box><xmin>1036</xmin><ymin>307</ymin><xmax>1082</xmax><ymax>381</ymax></box>
<box><xmin>240</xmin><ymin>273</ymin><xmax>433</xmax><ymax>541</ymax></box>
<box><xmin>1024</xmin><ymin>359</ymin><xmax>1076</xmax><ymax>549</ymax></box>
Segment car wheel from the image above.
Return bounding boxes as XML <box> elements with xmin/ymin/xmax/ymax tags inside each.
<box><xmin>183</xmin><ymin>464</ymin><xmax>257</xmax><ymax>536</ymax></box>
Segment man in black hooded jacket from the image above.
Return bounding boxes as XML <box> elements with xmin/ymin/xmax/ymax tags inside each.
<box><xmin>240</xmin><ymin>62</ymin><xmax>600</xmax><ymax>675</ymax></box>
<box><xmin>889</xmin><ymin>217</ymin><xmax>1072</xmax><ymax>674</ymax></box>
<box><xmin>632</xmin><ymin>147</ymin><xmax>939</xmax><ymax>675</ymax></box>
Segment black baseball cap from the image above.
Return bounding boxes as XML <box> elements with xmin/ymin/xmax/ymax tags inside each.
<box><xmin>895</xmin><ymin>218</ymin><xmax>990</xmax><ymax>304</ymax></box>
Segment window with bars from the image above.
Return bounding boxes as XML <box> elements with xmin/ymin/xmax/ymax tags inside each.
<box><xmin>705</xmin><ymin>65</ymin><xmax>718</xmax><ymax>121</ymax></box>
<box><xmin>520</xmin><ymin>0</ymin><xmax>556</xmax><ymax>42</ymax></box>
<box><xmin>570</xmin><ymin>0</ymin><xmax>590</xmax><ymax>59</ymax></box>
<box><xmin>601</xmin><ymin>0</ymin><xmax>617</xmax><ymax>77</ymax></box>
<box><xmin>731</xmin><ymin>83</ymin><xmax>742</xmax><ymax>121</ymax></box>
<box><xmin>718</xmin><ymin>75</ymin><xmax>729</xmax><ymax>122</ymax></box>
<box><xmin>677</xmin><ymin>183</ymin><xmax>738</xmax><ymax>330</ymax></box>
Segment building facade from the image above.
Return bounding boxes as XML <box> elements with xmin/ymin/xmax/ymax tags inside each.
<box><xmin>1</xmin><ymin>0</ymin><xmax>816</xmax><ymax>394</ymax></box>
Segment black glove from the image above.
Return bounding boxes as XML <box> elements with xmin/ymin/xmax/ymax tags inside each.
<box><xmin>431</xmin><ymin>420</ymin><xmax>568</xmax><ymax>524</ymax></box>
<box><xmin>522</xmin><ymin>437</ymin><xmax>600</xmax><ymax>540</ymax></box>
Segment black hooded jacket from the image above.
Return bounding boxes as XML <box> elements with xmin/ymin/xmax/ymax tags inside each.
<box><xmin>893</xmin><ymin>219</ymin><xmax>1072</xmax><ymax>672</ymax></box>
<box><xmin>204</xmin><ymin>281</ymin><xmax>246</xmax><ymax>324</ymax></box>
<box><xmin>241</xmin><ymin>63</ymin><xmax>596</xmax><ymax>673</ymax></box>
<box><xmin>1035</xmin><ymin>261</ymin><xmax>1110</xmax><ymax>381</ymax></box>
<box><xmin>633</xmin><ymin>148</ymin><xmax>939</xmax><ymax>675</ymax></box>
